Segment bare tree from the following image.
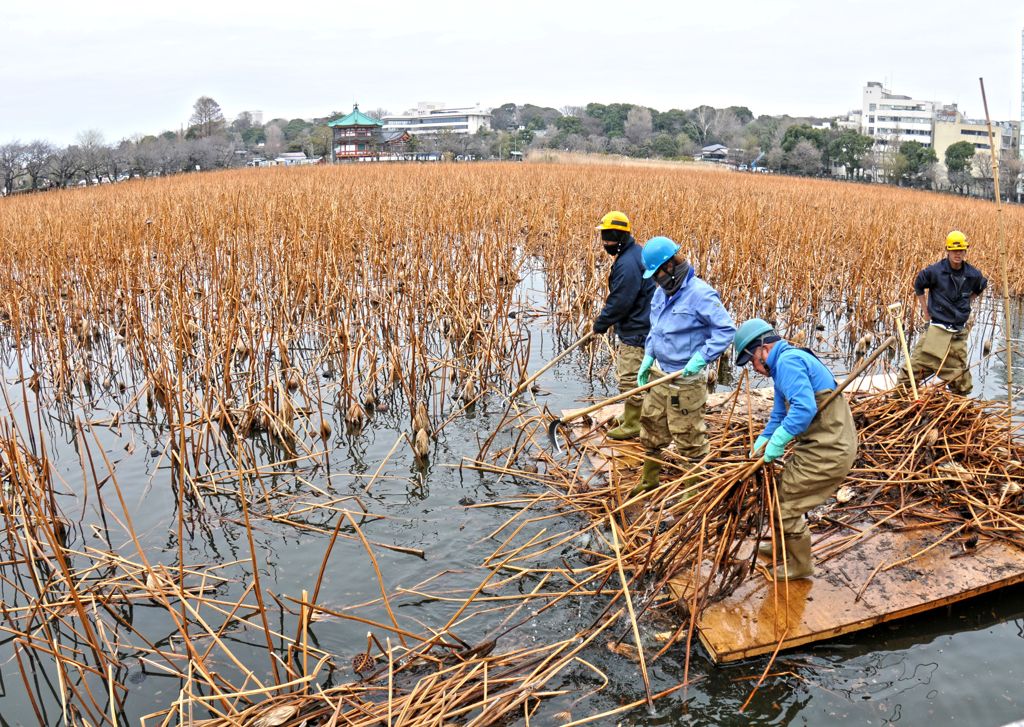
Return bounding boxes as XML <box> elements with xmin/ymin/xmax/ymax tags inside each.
<box><xmin>134</xmin><ymin>138</ymin><xmax>184</xmax><ymax>176</ymax></box>
<box><xmin>185</xmin><ymin>138</ymin><xmax>220</xmax><ymax>171</ymax></box>
<box><xmin>861</xmin><ymin>148</ymin><xmax>881</xmax><ymax>182</ymax></box>
<box><xmin>190</xmin><ymin>96</ymin><xmax>225</xmax><ymax>138</ymax></box>
<box><xmin>787</xmin><ymin>139</ymin><xmax>823</xmax><ymax>175</ymax></box>
<box><xmin>23</xmin><ymin>140</ymin><xmax>54</xmax><ymax>189</ymax></box>
<box><xmin>765</xmin><ymin>144</ymin><xmax>785</xmax><ymax>171</ymax></box>
<box><xmin>563</xmin><ymin>133</ymin><xmax>587</xmax><ymax>152</ymax></box>
<box><xmin>302</xmin><ymin>127</ymin><xmax>331</xmax><ymax>159</ymax></box>
<box><xmin>624</xmin><ymin>107</ymin><xmax>653</xmax><ymax>147</ymax></box>
<box><xmin>47</xmin><ymin>145</ymin><xmax>83</xmax><ymax>187</ymax></box>
<box><xmin>1002</xmin><ymin>155</ymin><xmax>1023</xmax><ymax>202</ymax></box>
<box><xmin>560</xmin><ymin>105</ymin><xmax>584</xmax><ymax>118</ymax></box>
<box><xmin>76</xmin><ymin>129</ymin><xmax>107</xmax><ymax>183</ymax></box>
<box><xmin>709</xmin><ymin>109</ymin><xmax>741</xmax><ymax>147</ymax></box>
<box><xmin>132</xmin><ymin>140</ymin><xmax>161</xmax><ymax>177</ymax></box>
<box><xmin>689</xmin><ymin>106</ymin><xmax>716</xmax><ymax>146</ymax></box>
<box><xmin>0</xmin><ymin>141</ymin><xmax>27</xmax><ymax>194</ymax></box>
<box><xmin>264</xmin><ymin>123</ymin><xmax>285</xmax><ymax>158</ymax></box>
<box><xmin>366</xmin><ymin>108</ymin><xmax>390</xmax><ymax>122</ymax></box>
<box><xmin>609</xmin><ymin>137</ymin><xmax>630</xmax><ymax>155</ymax></box>
<box><xmin>102</xmin><ymin>141</ymin><xmax>133</xmax><ymax>182</ymax></box>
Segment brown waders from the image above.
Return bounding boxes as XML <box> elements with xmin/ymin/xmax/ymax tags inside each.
<box><xmin>896</xmin><ymin>324</ymin><xmax>972</xmax><ymax>395</ymax></box>
<box><xmin>633</xmin><ymin>367</ymin><xmax>708</xmax><ymax>496</ymax></box>
<box><xmin>763</xmin><ymin>390</ymin><xmax>857</xmax><ymax>580</ymax></box>
<box><xmin>607</xmin><ymin>343</ymin><xmax>645</xmax><ymax>440</ymax></box>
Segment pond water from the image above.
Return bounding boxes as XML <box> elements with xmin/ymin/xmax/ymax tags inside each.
<box><xmin>1</xmin><ymin>269</ymin><xmax>1022</xmax><ymax>726</ymax></box>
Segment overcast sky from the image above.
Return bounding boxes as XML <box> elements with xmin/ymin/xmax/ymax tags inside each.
<box><xmin>2</xmin><ymin>0</ymin><xmax>1022</xmax><ymax>145</ymax></box>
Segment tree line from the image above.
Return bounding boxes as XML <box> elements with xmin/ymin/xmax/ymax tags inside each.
<box><xmin>2</xmin><ymin>97</ymin><xmax>1020</xmax><ymax>201</ymax></box>
<box><xmin>0</xmin><ymin>97</ymin><xmax>336</xmax><ymax>194</ymax></box>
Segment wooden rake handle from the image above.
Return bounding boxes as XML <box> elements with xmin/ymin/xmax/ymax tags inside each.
<box><xmin>510</xmin><ymin>331</ymin><xmax>596</xmax><ymax>398</ymax></box>
<box><xmin>546</xmin><ymin>369</ymin><xmax>685</xmax><ymax>452</ymax></box>
<box><xmin>559</xmin><ymin>369</ymin><xmax>685</xmax><ymax>426</ymax></box>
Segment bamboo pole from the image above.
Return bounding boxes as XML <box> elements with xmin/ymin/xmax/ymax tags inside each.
<box><xmin>979</xmin><ymin>77</ymin><xmax>1011</xmax><ymax>418</ymax></box>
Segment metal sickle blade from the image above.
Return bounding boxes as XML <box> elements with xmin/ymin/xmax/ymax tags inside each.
<box><xmin>546</xmin><ymin>419</ymin><xmax>563</xmax><ymax>453</ymax></box>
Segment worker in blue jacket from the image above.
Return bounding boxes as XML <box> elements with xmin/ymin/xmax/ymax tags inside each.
<box><xmin>593</xmin><ymin>211</ymin><xmax>655</xmax><ymax>440</ymax></box>
<box><xmin>633</xmin><ymin>236</ymin><xmax>735</xmax><ymax>495</ymax></box>
<box><xmin>734</xmin><ymin>318</ymin><xmax>858</xmax><ymax>580</ymax></box>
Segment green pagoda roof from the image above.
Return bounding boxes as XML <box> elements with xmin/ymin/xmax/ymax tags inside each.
<box><xmin>327</xmin><ymin>105</ymin><xmax>383</xmax><ymax>127</ymax></box>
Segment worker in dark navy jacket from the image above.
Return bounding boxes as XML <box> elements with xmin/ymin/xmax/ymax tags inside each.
<box><xmin>593</xmin><ymin>211</ymin><xmax>655</xmax><ymax>440</ymax></box>
<box><xmin>896</xmin><ymin>230</ymin><xmax>987</xmax><ymax>395</ymax></box>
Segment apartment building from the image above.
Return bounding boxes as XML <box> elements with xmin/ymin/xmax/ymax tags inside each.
<box><xmin>934</xmin><ymin>114</ymin><xmax>1020</xmax><ymax>182</ymax></box>
<box><xmin>860</xmin><ymin>82</ymin><xmax>938</xmax><ymax>148</ymax></box>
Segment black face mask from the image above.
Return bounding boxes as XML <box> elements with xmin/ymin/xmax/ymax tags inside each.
<box><xmin>601</xmin><ymin>232</ymin><xmax>629</xmax><ymax>256</ymax></box>
<box><xmin>656</xmin><ymin>261</ymin><xmax>688</xmax><ymax>295</ymax></box>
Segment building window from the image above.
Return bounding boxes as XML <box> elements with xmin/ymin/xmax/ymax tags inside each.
<box><xmin>869</xmin><ymin>103</ymin><xmax>876</xmax><ymax>111</ymax></box>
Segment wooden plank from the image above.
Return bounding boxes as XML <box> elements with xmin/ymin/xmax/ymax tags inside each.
<box><xmin>673</xmin><ymin>527</ymin><xmax>1024</xmax><ymax>663</ymax></box>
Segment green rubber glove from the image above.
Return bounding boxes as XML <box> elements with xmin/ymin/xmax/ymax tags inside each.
<box><xmin>637</xmin><ymin>355</ymin><xmax>654</xmax><ymax>387</ymax></box>
<box><xmin>764</xmin><ymin>427</ymin><xmax>795</xmax><ymax>463</ymax></box>
<box><xmin>750</xmin><ymin>435</ymin><xmax>769</xmax><ymax>458</ymax></box>
<box><xmin>682</xmin><ymin>351</ymin><xmax>707</xmax><ymax>377</ymax></box>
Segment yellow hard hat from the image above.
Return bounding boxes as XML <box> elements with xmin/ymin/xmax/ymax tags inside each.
<box><xmin>945</xmin><ymin>230</ymin><xmax>968</xmax><ymax>251</ymax></box>
<box><xmin>596</xmin><ymin>210</ymin><xmax>631</xmax><ymax>234</ymax></box>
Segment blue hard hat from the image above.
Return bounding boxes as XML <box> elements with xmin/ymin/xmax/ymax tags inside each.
<box><xmin>641</xmin><ymin>236</ymin><xmax>681</xmax><ymax>278</ymax></box>
<box><xmin>734</xmin><ymin>318</ymin><xmax>776</xmax><ymax>366</ymax></box>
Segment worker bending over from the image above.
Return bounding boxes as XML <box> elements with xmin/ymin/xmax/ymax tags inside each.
<box><xmin>634</xmin><ymin>236</ymin><xmax>735</xmax><ymax>494</ymax></box>
<box><xmin>896</xmin><ymin>230</ymin><xmax>987</xmax><ymax>395</ymax></box>
<box><xmin>734</xmin><ymin>318</ymin><xmax>858</xmax><ymax>580</ymax></box>
<box><xmin>592</xmin><ymin>211</ymin><xmax>656</xmax><ymax>440</ymax></box>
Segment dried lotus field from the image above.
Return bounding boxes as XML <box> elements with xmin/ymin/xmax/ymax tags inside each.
<box><xmin>0</xmin><ymin>161</ymin><xmax>1023</xmax><ymax>725</ymax></box>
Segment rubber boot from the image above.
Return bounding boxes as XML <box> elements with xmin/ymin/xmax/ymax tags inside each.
<box><xmin>630</xmin><ymin>459</ymin><xmax>662</xmax><ymax>496</ymax></box>
<box><xmin>677</xmin><ymin>459</ymin><xmax>704</xmax><ymax>502</ymax></box>
<box><xmin>607</xmin><ymin>401</ymin><xmax>642</xmax><ymax>440</ymax></box>
<box><xmin>773</xmin><ymin>532</ymin><xmax>814</xmax><ymax>581</ymax></box>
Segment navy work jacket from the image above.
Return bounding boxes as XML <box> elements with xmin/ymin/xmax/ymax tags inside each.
<box><xmin>913</xmin><ymin>258</ymin><xmax>987</xmax><ymax>329</ymax></box>
<box><xmin>593</xmin><ymin>238</ymin><xmax>655</xmax><ymax>347</ymax></box>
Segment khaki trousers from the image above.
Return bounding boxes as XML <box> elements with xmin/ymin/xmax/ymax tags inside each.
<box><xmin>896</xmin><ymin>324</ymin><xmax>971</xmax><ymax>395</ymax></box>
<box><xmin>638</xmin><ymin>367</ymin><xmax>709</xmax><ymax>459</ymax></box>
<box><xmin>776</xmin><ymin>391</ymin><xmax>858</xmax><ymax>537</ymax></box>
<box><xmin>617</xmin><ymin>344</ymin><xmax>646</xmax><ymax>406</ymax></box>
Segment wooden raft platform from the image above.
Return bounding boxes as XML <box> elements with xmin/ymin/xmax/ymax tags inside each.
<box><xmin>670</xmin><ymin>529</ymin><xmax>1024</xmax><ymax>663</ymax></box>
<box><xmin>560</xmin><ymin>382</ymin><xmax>1024</xmax><ymax>664</ymax></box>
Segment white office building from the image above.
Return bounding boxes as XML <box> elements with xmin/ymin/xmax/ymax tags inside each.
<box><xmin>382</xmin><ymin>103</ymin><xmax>491</xmax><ymax>135</ymax></box>
<box><xmin>860</xmin><ymin>82</ymin><xmax>938</xmax><ymax>148</ymax></box>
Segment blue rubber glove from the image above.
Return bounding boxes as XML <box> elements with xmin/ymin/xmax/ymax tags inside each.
<box><xmin>750</xmin><ymin>435</ymin><xmax>770</xmax><ymax>458</ymax></box>
<box><xmin>763</xmin><ymin>427</ymin><xmax>795</xmax><ymax>463</ymax></box>
<box><xmin>637</xmin><ymin>355</ymin><xmax>655</xmax><ymax>387</ymax></box>
<box><xmin>682</xmin><ymin>351</ymin><xmax>707</xmax><ymax>377</ymax></box>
